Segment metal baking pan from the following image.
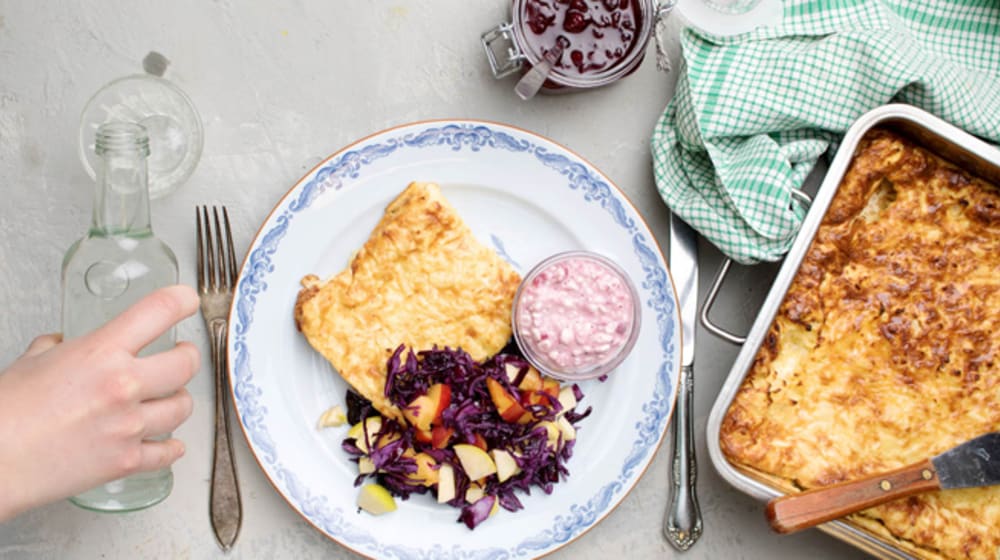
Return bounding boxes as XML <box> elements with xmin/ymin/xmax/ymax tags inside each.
<box><xmin>703</xmin><ymin>103</ymin><xmax>1000</xmax><ymax>559</ymax></box>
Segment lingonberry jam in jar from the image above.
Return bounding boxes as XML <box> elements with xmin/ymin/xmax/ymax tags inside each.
<box><xmin>512</xmin><ymin>251</ymin><xmax>641</xmax><ymax>381</ymax></box>
<box><xmin>482</xmin><ymin>0</ymin><xmax>670</xmax><ymax>92</ymax></box>
<box><xmin>523</xmin><ymin>0</ymin><xmax>641</xmax><ymax>78</ymax></box>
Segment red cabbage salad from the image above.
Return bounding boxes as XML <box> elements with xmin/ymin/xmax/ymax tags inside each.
<box><xmin>341</xmin><ymin>345</ymin><xmax>591</xmax><ymax>529</ymax></box>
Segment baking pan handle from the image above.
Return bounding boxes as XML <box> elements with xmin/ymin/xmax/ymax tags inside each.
<box><xmin>700</xmin><ymin>189</ymin><xmax>813</xmax><ymax>346</ymax></box>
<box><xmin>700</xmin><ymin>258</ymin><xmax>745</xmax><ymax>344</ymax></box>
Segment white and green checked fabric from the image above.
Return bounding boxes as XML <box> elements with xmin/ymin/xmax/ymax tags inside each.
<box><xmin>651</xmin><ymin>0</ymin><xmax>1000</xmax><ymax>264</ymax></box>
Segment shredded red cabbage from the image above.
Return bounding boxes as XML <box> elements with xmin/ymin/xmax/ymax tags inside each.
<box><xmin>342</xmin><ymin>344</ymin><xmax>590</xmax><ymax>529</ymax></box>
<box><xmin>459</xmin><ymin>494</ymin><xmax>496</xmax><ymax>530</ymax></box>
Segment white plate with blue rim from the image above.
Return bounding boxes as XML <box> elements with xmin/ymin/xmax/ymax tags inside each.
<box><xmin>229</xmin><ymin>120</ymin><xmax>681</xmax><ymax>559</ymax></box>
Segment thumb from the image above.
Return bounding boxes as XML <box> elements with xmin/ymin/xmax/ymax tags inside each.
<box><xmin>23</xmin><ymin>333</ymin><xmax>63</xmax><ymax>358</ymax></box>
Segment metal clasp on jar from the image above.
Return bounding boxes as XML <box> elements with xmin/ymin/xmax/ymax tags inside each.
<box><xmin>482</xmin><ymin>22</ymin><xmax>528</xmax><ymax>79</ymax></box>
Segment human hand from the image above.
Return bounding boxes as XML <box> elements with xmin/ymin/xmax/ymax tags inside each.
<box><xmin>0</xmin><ymin>285</ymin><xmax>201</xmax><ymax>521</ymax></box>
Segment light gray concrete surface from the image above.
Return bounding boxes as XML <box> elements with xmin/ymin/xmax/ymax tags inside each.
<box><xmin>0</xmin><ymin>1</ymin><xmax>863</xmax><ymax>558</ymax></box>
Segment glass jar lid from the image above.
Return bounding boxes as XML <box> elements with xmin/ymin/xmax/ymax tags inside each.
<box><xmin>78</xmin><ymin>59</ymin><xmax>203</xmax><ymax>199</ymax></box>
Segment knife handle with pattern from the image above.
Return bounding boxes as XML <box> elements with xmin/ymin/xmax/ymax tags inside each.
<box><xmin>766</xmin><ymin>458</ymin><xmax>940</xmax><ymax>534</ymax></box>
<box><xmin>664</xmin><ymin>363</ymin><xmax>703</xmax><ymax>550</ymax></box>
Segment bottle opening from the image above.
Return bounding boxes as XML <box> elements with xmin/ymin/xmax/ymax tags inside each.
<box><xmin>96</xmin><ymin>121</ymin><xmax>151</xmax><ymax>157</ymax></box>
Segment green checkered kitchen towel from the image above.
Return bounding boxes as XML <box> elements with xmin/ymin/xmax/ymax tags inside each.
<box><xmin>651</xmin><ymin>0</ymin><xmax>1000</xmax><ymax>264</ymax></box>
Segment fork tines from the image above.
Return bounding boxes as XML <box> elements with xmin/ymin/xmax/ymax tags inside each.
<box><xmin>196</xmin><ymin>206</ymin><xmax>238</xmax><ymax>293</ymax></box>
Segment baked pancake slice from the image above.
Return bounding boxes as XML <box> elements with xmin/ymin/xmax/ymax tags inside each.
<box><xmin>294</xmin><ymin>182</ymin><xmax>522</xmax><ymax>421</ymax></box>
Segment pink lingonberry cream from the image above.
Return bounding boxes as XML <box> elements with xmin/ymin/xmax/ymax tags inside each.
<box><xmin>512</xmin><ymin>251</ymin><xmax>640</xmax><ymax>380</ymax></box>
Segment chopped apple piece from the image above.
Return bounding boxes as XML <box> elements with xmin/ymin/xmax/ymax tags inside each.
<box><xmin>414</xmin><ymin>427</ymin><xmax>433</xmax><ymax>444</ymax></box>
<box><xmin>557</xmin><ymin>386</ymin><xmax>577</xmax><ymax>416</ymax></box>
<box><xmin>316</xmin><ymin>404</ymin><xmax>347</xmax><ymax>429</ymax></box>
<box><xmin>465</xmin><ymin>481</ymin><xmax>485</xmax><ymax>504</ymax></box>
<box><xmin>402</xmin><ymin>383</ymin><xmax>452</xmax><ymax>431</ymax></box>
<box><xmin>518</xmin><ymin>367</ymin><xmax>543</xmax><ymax>392</ymax></box>
<box><xmin>538</xmin><ymin>420</ymin><xmax>562</xmax><ymax>450</ymax></box>
<box><xmin>453</xmin><ymin>443</ymin><xmax>497</xmax><ymax>480</ymax></box>
<box><xmin>357</xmin><ymin>483</ymin><xmax>397</xmax><ymax>515</ymax></box>
<box><xmin>403</xmin><ymin>394</ymin><xmax>435</xmax><ymax>430</ymax></box>
<box><xmin>541</xmin><ymin>378</ymin><xmax>561</xmax><ymax>399</ymax></box>
<box><xmin>380</xmin><ymin>431</ymin><xmax>402</xmax><ymax>447</ymax></box>
<box><xmin>358</xmin><ymin>456</ymin><xmax>376</xmax><ymax>475</ymax></box>
<box><xmin>437</xmin><ymin>463</ymin><xmax>456</xmax><ymax>503</ymax></box>
<box><xmin>490</xmin><ymin>449</ymin><xmax>521</xmax><ymax>483</ymax></box>
<box><xmin>428</xmin><ymin>383</ymin><xmax>451</xmax><ymax>412</ymax></box>
<box><xmin>504</xmin><ymin>362</ymin><xmax>522</xmax><ymax>383</ymax></box>
<box><xmin>407</xmin><ymin>452</ymin><xmax>440</xmax><ymax>486</ymax></box>
<box><xmin>556</xmin><ymin>416</ymin><xmax>576</xmax><ymax>441</ymax></box>
<box><xmin>431</xmin><ymin>425</ymin><xmax>454</xmax><ymax>449</ymax></box>
<box><xmin>346</xmin><ymin>417</ymin><xmax>371</xmax><ymax>442</ymax></box>
<box><xmin>486</xmin><ymin>377</ymin><xmax>530</xmax><ymax>423</ymax></box>
<box><xmin>522</xmin><ymin>391</ymin><xmax>551</xmax><ymax>408</ymax></box>
<box><xmin>471</xmin><ymin>433</ymin><xmax>489</xmax><ymax>451</ymax></box>
<box><xmin>347</xmin><ymin>416</ymin><xmax>383</xmax><ymax>454</ymax></box>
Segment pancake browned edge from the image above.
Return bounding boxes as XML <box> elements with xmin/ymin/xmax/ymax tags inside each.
<box><xmin>294</xmin><ymin>181</ymin><xmax>521</xmax><ymax>421</ymax></box>
<box><xmin>720</xmin><ymin>129</ymin><xmax>1000</xmax><ymax>559</ymax></box>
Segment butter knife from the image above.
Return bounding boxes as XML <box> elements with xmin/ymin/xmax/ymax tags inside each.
<box><xmin>664</xmin><ymin>213</ymin><xmax>703</xmax><ymax>550</ymax></box>
<box><xmin>767</xmin><ymin>431</ymin><xmax>1000</xmax><ymax>534</ymax></box>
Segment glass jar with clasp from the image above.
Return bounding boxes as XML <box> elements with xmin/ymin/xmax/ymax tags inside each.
<box><xmin>482</xmin><ymin>0</ymin><xmax>677</xmax><ymax>97</ymax></box>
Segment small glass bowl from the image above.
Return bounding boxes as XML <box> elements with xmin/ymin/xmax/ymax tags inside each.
<box><xmin>511</xmin><ymin>251</ymin><xmax>641</xmax><ymax>381</ymax></box>
<box><xmin>79</xmin><ymin>73</ymin><xmax>203</xmax><ymax>199</ymax></box>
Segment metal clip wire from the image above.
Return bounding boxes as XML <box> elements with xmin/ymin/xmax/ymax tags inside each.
<box><xmin>482</xmin><ymin>23</ymin><xmax>526</xmax><ymax>79</ymax></box>
<box><xmin>654</xmin><ymin>0</ymin><xmax>679</xmax><ymax>72</ymax></box>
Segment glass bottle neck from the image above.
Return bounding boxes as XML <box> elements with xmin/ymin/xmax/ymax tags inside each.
<box><xmin>91</xmin><ymin>150</ymin><xmax>153</xmax><ymax>237</ymax></box>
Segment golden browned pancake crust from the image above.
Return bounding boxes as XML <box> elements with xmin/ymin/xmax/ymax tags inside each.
<box><xmin>295</xmin><ymin>182</ymin><xmax>521</xmax><ymax>420</ymax></box>
<box><xmin>720</xmin><ymin>129</ymin><xmax>1000</xmax><ymax>559</ymax></box>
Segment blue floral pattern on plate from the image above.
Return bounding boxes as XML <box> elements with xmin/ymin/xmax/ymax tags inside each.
<box><xmin>231</xmin><ymin>121</ymin><xmax>679</xmax><ymax>559</ymax></box>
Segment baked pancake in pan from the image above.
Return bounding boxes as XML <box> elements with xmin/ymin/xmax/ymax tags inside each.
<box><xmin>721</xmin><ymin>129</ymin><xmax>1000</xmax><ymax>559</ymax></box>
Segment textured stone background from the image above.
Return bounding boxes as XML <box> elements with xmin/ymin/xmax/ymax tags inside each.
<box><xmin>0</xmin><ymin>1</ymin><xmax>859</xmax><ymax>558</ymax></box>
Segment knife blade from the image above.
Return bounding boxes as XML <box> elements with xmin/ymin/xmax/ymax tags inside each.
<box><xmin>671</xmin><ymin>215</ymin><xmax>698</xmax><ymax>369</ymax></box>
<box><xmin>767</xmin><ymin>431</ymin><xmax>1000</xmax><ymax>534</ymax></box>
<box><xmin>934</xmin><ymin>431</ymin><xmax>1000</xmax><ymax>489</ymax></box>
<box><xmin>663</xmin><ymin>214</ymin><xmax>703</xmax><ymax>550</ymax></box>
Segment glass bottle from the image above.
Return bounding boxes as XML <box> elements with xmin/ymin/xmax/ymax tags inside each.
<box><xmin>62</xmin><ymin>121</ymin><xmax>179</xmax><ymax>512</ymax></box>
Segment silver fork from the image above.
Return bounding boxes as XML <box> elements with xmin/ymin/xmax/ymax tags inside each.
<box><xmin>196</xmin><ymin>206</ymin><xmax>243</xmax><ymax>552</ymax></box>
